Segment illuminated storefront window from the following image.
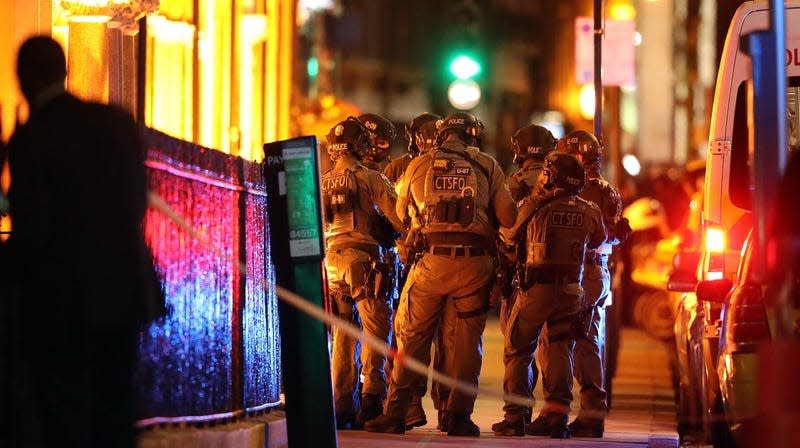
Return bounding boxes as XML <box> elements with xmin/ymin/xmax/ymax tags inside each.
<box><xmin>49</xmin><ymin>0</ymin><xmax>294</xmax><ymax>161</ymax></box>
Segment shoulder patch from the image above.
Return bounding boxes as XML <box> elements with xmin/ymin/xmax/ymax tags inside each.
<box><xmin>433</xmin><ymin>158</ymin><xmax>453</xmax><ymax>170</ymax></box>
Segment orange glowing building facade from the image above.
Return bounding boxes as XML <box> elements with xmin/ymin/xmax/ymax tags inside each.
<box><xmin>0</xmin><ymin>0</ymin><xmax>296</xmax><ymax>162</ymax></box>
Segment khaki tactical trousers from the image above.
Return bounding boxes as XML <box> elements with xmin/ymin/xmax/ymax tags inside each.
<box><xmin>538</xmin><ymin>260</ymin><xmax>611</xmax><ymax>419</ymax></box>
<box><xmin>386</xmin><ymin>251</ymin><xmax>493</xmax><ymax>416</ymax></box>
<box><xmin>386</xmin><ymin>286</ymin><xmax>447</xmax><ymax>408</ymax></box>
<box><xmin>326</xmin><ymin>247</ymin><xmax>393</xmax><ymax>415</ymax></box>
<box><xmin>503</xmin><ymin>281</ymin><xmax>582</xmax><ymax>419</ymax></box>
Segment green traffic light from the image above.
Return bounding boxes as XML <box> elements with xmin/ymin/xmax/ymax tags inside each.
<box><xmin>307</xmin><ymin>56</ymin><xmax>319</xmax><ymax>78</ymax></box>
<box><xmin>449</xmin><ymin>55</ymin><xmax>481</xmax><ymax>80</ymax></box>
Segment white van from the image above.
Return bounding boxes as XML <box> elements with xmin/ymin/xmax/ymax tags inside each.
<box><xmin>670</xmin><ymin>2</ymin><xmax>800</xmax><ymax>444</ymax></box>
<box><xmin>702</xmin><ymin>0</ymin><xmax>800</xmax><ymax>282</ymax></box>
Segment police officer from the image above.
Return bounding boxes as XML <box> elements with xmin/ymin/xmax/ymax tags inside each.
<box><xmin>507</xmin><ymin>124</ymin><xmax>557</xmax><ymax>202</ymax></box>
<box><xmin>359</xmin><ymin>113</ymin><xmax>397</xmax><ymax>172</ymax></box>
<box><xmin>321</xmin><ymin>117</ymin><xmax>405</xmax><ymax>430</ymax></box>
<box><xmin>365</xmin><ymin>112</ymin><xmax>517</xmax><ymax>436</ymax></box>
<box><xmin>489</xmin><ymin>125</ymin><xmax>557</xmax><ymax>429</ymax></box>
<box><xmin>492</xmin><ymin>152</ymin><xmax>606</xmax><ymax>438</ymax></box>
<box><xmin>381</xmin><ymin>112</ymin><xmax>442</xmax><ymax>431</ymax></box>
<box><xmin>496</xmin><ymin>125</ymin><xmax>557</xmax><ymax>331</ymax></box>
<box><xmin>383</xmin><ymin>112</ymin><xmax>440</xmax><ymax>183</ymax></box>
<box><xmin>535</xmin><ymin>130</ymin><xmax>630</xmax><ymax>437</ymax></box>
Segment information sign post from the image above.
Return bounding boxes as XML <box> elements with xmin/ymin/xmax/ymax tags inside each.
<box><xmin>264</xmin><ymin>137</ymin><xmax>336</xmax><ymax>447</ymax></box>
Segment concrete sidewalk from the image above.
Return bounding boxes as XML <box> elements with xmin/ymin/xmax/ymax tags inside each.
<box><xmin>339</xmin><ymin>317</ymin><xmax>679</xmax><ymax>447</ymax></box>
<box><xmin>136</xmin><ymin>317</ymin><xmax>678</xmax><ymax>447</ymax></box>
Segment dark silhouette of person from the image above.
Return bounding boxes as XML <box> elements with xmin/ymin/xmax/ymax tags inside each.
<box><xmin>2</xmin><ymin>35</ymin><xmax>164</xmax><ymax>448</ymax></box>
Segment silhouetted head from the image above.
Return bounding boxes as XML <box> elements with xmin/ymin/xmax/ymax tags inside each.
<box><xmin>16</xmin><ymin>36</ymin><xmax>67</xmax><ymax>104</ymax></box>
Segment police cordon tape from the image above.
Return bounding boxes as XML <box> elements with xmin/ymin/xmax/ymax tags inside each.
<box><xmin>148</xmin><ymin>191</ymin><xmax>624</xmax><ymax>419</ymax></box>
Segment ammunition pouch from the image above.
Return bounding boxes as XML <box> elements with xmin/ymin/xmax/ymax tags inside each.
<box><xmin>428</xmin><ymin>188</ymin><xmax>476</xmax><ymax>228</ymax></box>
<box><xmin>364</xmin><ymin>259</ymin><xmax>391</xmax><ymax>301</ymax></box>
<box><xmin>404</xmin><ymin>229</ymin><xmax>428</xmax><ymax>266</ymax></box>
<box><xmin>331</xmin><ymin>293</ymin><xmax>357</xmax><ymax>322</ymax></box>
<box><xmin>432</xmin><ymin>197</ymin><xmax>458</xmax><ymax>224</ymax></box>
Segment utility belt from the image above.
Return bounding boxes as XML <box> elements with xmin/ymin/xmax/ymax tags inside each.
<box><xmin>521</xmin><ymin>265</ymin><xmax>581</xmax><ymax>288</ymax></box>
<box><xmin>327</xmin><ymin>242</ymin><xmax>383</xmax><ymax>260</ymax></box>
<box><xmin>584</xmin><ymin>251</ymin><xmax>608</xmax><ymax>266</ymax></box>
<box><xmin>429</xmin><ymin>245</ymin><xmax>488</xmax><ymax>258</ymax></box>
<box><xmin>424</xmin><ymin>232</ymin><xmax>493</xmax><ymax>251</ymax></box>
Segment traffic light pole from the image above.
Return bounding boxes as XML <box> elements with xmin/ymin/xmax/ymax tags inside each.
<box><xmin>593</xmin><ymin>0</ymin><xmax>603</xmax><ymax>140</ymax></box>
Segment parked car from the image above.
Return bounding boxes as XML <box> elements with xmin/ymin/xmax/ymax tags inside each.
<box><xmin>697</xmin><ymin>229</ymin><xmax>800</xmax><ymax>447</ymax></box>
<box><xmin>695</xmin><ymin>233</ymin><xmax>753</xmax><ymax>447</ymax></box>
<box><xmin>696</xmin><ymin>148</ymin><xmax>800</xmax><ymax>447</ymax></box>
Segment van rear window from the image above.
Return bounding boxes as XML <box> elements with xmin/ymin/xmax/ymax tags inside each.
<box><xmin>729</xmin><ymin>77</ymin><xmax>800</xmax><ymax>210</ymax></box>
<box><xmin>730</xmin><ymin>82</ymin><xmax>750</xmax><ymax>210</ymax></box>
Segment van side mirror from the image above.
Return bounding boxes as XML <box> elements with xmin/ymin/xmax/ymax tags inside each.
<box><xmin>695</xmin><ymin>278</ymin><xmax>734</xmax><ymax>303</ymax></box>
<box><xmin>667</xmin><ymin>270</ymin><xmax>697</xmax><ymax>292</ymax></box>
<box><xmin>667</xmin><ymin>250</ymin><xmax>701</xmax><ymax>292</ymax></box>
<box><xmin>673</xmin><ymin>249</ymin><xmax>701</xmax><ymax>273</ymax></box>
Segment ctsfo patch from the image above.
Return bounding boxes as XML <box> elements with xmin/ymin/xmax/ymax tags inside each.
<box><xmin>550</xmin><ymin>210</ymin><xmax>584</xmax><ymax>228</ymax></box>
<box><xmin>321</xmin><ymin>173</ymin><xmax>350</xmax><ymax>191</ymax></box>
<box><xmin>432</xmin><ymin>174</ymin><xmax>469</xmax><ymax>191</ymax></box>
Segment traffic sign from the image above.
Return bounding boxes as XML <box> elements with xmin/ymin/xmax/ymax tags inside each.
<box><xmin>575</xmin><ymin>17</ymin><xmax>636</xmax><ymax>87</ymax></box>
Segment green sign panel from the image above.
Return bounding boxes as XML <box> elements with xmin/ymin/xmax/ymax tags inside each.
<box><xmin>282</xmin><ymin>143</ymin><xmax>322</xmax><ymax>258</ymax></box>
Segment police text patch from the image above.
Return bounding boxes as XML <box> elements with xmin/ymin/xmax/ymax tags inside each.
<box><xmin>432</xmin><ymin>175</ymin><xmax>468</xmax><ymax>191</ymax></box>
<box><xmin>322</xmin><ymin>174</ymin><xmax>349</xmax><ymax>191</ymax></box>
<box><xmin>550</xmin><ymin>211</ymin><xmax>584</xmax><ymax>228</ymax></box>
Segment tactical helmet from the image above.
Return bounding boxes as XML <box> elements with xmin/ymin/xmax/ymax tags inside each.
<box><xmin>435</xmin><ymin>111</ymin><xmax>484</xmax><ymax>145</ymax></box>
<box><xmin>405</xmin><ymin>112</ymin><xmax>441</xmax><ymax>155</ymax></box>
<box><xmin>358</xmin><ymin>113</ymin><xmax>397</xmax><ymax>162</ymax></box>
<box><xmin>557</xmin><ymin>130</ymin><xmax>603</xmax><ymax>165</ymax></box>
<box><xmin>511</xmin><ymin>124</ymin><xmax>557</xmax><ymax>164</ymax></box>
<box><xmin>542</xmin><ymin>152</ymin><xmax>585</xmax><ymax>194</ymax></box>
<box><xmin>326</xmin><ymin>116</ymin><xmax>371</xmax><ymax>159</ymax></box>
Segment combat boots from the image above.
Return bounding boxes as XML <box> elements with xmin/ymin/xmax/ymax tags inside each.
<box><xmin>363</xmin><ymin>413</ymin><xmax>405</xmax><ymax>434</ymax></box>
<box><xmin>446</xmin><ymin>413</ymin><xmax>480</xmax><ymax>437</ymax></box>
<box><xmin>491</xmin><ymin>418</ymin><xmax>525</xmax><ymax>436</ymax></box>
<box><xmin>524</xmin><ymin>415</ymin><xmax>550</xmax><ymax>436</ymax></box>
<box><xmin>568</xmin><ymin>418</ymin><xmax>604</xmax><ymax>438</ymax></box>
<box><xmin>354</xmin><ymin>394</ymin><xmax>383</xmax><ymax>428</ymax></box>
<box><xmin>525</xmin><ymin>413</ymin><xmax>570</xmax><ymax>438</ymax></box>
<box><xmin>546</xmin><ymin>413</ymin><xmax>570</xmax><ymax>439</ymax></box>
<box><xmin>404</xmin><ymin>397</ymin><xmax>427</xmax><ymax>430</ymax></box>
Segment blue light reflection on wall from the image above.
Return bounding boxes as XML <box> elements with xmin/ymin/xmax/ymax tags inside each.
<box><xmin>135</xmin><ymin>130</ymin><xmax>281</xmax><ymax>420</ymax></box>
<box><xmin>244</xmin><ymin>194</ymin><xmax>281</xmax><ymax>408</ymax></box>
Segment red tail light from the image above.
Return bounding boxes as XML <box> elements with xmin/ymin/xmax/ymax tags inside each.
<box><xmin>727</xmin><ymin>284</ymin><xmax>770</xmax><ymax>344</ymax></box>
<box><xmin>706</xmin><ymin>227</ymin><xmax>726</xmax><ymax>253</ymax></box>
